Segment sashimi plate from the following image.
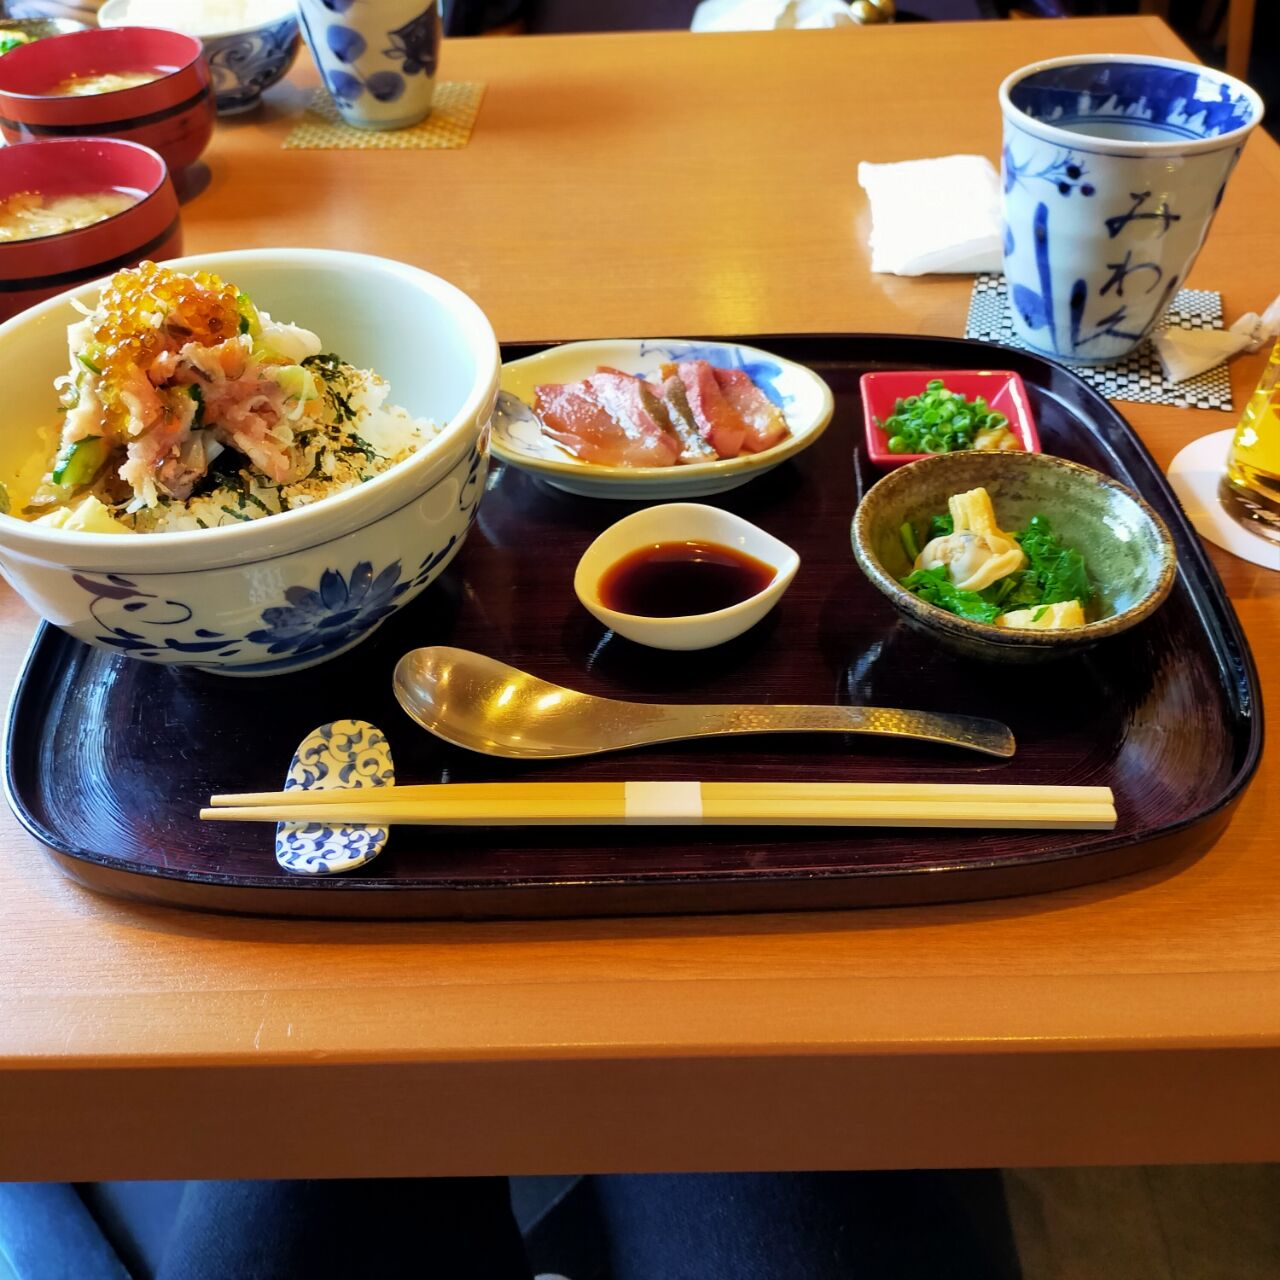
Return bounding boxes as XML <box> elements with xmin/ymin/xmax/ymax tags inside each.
<box><xmin>491</xmin><ymin>338</ymin><xmax>835</xmax><ymax>499</ymax></box>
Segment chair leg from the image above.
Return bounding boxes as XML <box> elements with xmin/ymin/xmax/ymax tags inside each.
<box><xmin>1226</xmin><ymin>0</ymin><xmax>1257</xmax><ymax>80</ymax></box>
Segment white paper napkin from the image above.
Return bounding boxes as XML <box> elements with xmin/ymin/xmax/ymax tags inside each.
<box><xmin>858</xmin><ymin>156</ymin><xmax>1004</xmax><ymax>276</ymax></box>
<box><xmin>1150</xmin><ymin>328</ymin><xmax>1250</xmax><ymax>383</ymax></box>
<box><xmin>1228</xmin><ymin>291</ymin><xmax>1280</xmax><ymax>352</ymax></box>
<box><xmin>692</xmin><ymin>0</ymin><xmax>857</xmax><ymax>30</ymax></box>
<box><xmin>1152</xmin><ymin>290</ymin><xmax>1280</xmax><ymax>383</ymax></box>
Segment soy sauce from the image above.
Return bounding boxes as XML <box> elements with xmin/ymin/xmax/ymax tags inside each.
<box><xmin>599</xmin><ymin>540</ymin><xmax>776</xmax><ymax>617</ymax></box>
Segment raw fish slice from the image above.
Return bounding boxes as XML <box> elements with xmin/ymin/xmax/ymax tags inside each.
<box><xmin>659</xmin><ymin>374</ymin><xmax>718</xmax><ymax>462</ymax></box>
<box><xmin>533</xmin><ymin>380</ymin><xmax>678</xmax><ymax>468</ymax></box>
<box><xmin>711</xmin><ymin>367</ymin><xmax>789</xmax><ymax>453</ymax></box>
<box><xmin>585</xmin><ymin>372</ymin><xmax>681</xmax><ymax>467</ymax></box>
<box><xmin>592</xmin><ymin>366</ymin><xmax>714</xmax><ymax>464</ymax></box>
<box><xmin>660</xmin><ymin>360</ymin><xmax>748</xmax><ymax>458</ymax></box>
<box><xmin>533</xmin><ymin>383</ymin><xmax>631</xmax><ymax>464</ymax></box>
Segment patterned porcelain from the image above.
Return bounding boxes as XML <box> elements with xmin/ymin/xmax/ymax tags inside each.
<box><xmin>492</xmin><ymin>339</ymin><xmax>835</xmax><ymax>499</ymax></box>
<box><xmin>0</xmin><ymin>248</ymin><xmax>500</xmax><ymax>676</ymax></box>
<box><xmin>99</xmin><ymin>0</ymin><xmax>301</xmax><ymax>115</ymax></box>
<box><xmin>276</xmin><ymin>719</ymin><xmax>394</xmax><ymax>875</ymax></box>
<box><xmin>966</xmin><ymin>273</ymin><xmax>1235</xmax><ymax>412</ymax></box>
<box><xmin>0</xmin><ymin>26</ymin><xmax>215</xmax><ymax>172</ymax></box>
<box><xmin>298</xmin><ymin>0</ymin><xmax>441</xmax><ymax>131</ymax></box>
<box><xmin>998</xmin><ymin>54</ymin><xmax>1263</xmax><ymax>365</ymax></box>
<box><xmin>205</xmin><ymin>14</ymin><xmax>299</xmax><ymax>113</ymax></box>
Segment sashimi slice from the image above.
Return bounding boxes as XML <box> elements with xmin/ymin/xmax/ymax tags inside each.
<box><xmin>712</xmin><ymin>367</ymin><xmax>789</xmax><ymax>453</ymax></box>
<box><xmin>593</xmin><ymin>366</ymin><xmax>714</xmax><ymax>464</ymax></box>
<box><xmin>660</xmin><ymin>360</ymin><xmax>748</xmax><ymax>459</ymax></box>
<box><xmin>659</xmin><ymin>373</ymin><xmax>717</xmax><ymax>462</ymax></box>
<box><xmin>584</xmin><ymin>372</ymin><xmax>681</xmax><ymax>467</ymax></box>
<box><xmin>533</xmin><ymin>379</ymin><xmax>679</xmax><ymax>468</ymax></box>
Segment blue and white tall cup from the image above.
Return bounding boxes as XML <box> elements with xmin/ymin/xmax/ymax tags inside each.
<box><xmin>297</xmin><ymin>0</ymin><xmax>441</xmax><ymax>130</ymax></box>
<box><xmin>999</xmin><ymin>54</ymin><xmax>1263</xmax><ymax>364</ymax></box>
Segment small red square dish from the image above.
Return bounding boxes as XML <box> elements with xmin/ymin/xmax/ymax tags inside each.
<box><xmin>860</xmin><ymin>369</ymin><xmax>1042</xmax><ymax>469</ymax></box>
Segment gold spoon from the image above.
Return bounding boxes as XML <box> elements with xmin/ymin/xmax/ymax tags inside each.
<box><xmin>392</xmin><ymin>646</ymin><xmax>1015</xmax><ymax>760</ymax></box>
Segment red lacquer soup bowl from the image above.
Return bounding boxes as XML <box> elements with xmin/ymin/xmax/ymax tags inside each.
<box><xmin>0</xmin><ymin>136</ymin><xmax>181</xmax><ymax>322</ymax></box>
<box><xmin>0</xmin><ymin>26</ymin><xmax>214</xmax><ymax>172</ymax></box>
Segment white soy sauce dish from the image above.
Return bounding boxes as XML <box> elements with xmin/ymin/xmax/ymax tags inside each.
<box><xmin>574</xmin><ymin>503</ymin><xmax>800</xmax><ymax>650</ymax></box>
<box><xmin>492</xmin><ymin>338</ymin><xmax>834</xmax><ymax>499</ymax></box>
<box><xmin>275</xmin><ymin>719</ymin><xmax>395</xmax><ymax>875</ymax></box>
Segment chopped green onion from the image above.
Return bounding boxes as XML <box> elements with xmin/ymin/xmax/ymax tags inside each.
<box><xmin>874</xmin><ymin>380</ymin><xmax>1019</xmax><ymax>455</ymax></box>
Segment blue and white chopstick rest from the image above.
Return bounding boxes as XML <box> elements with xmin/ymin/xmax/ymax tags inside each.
<box><xmin>275</xmin><ymin>719</ymin><xmax>395</xmax><ymax>875</ymax></box>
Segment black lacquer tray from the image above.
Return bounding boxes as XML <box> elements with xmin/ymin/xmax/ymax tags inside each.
<box><xmin>3</xmin><ymin>335</ymin><xmax>1263</xmax><ymax>918</ymax></box>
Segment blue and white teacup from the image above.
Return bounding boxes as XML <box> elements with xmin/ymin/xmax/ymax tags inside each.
<box><xmin>999</xmin><ymin>54</ymin><xmax>1263</xmax><ymax>364</ymax></box>
<box><xmin>297</xmin><ymin>0</ymin><xmax>441</xmax><ymax>131</ymax></box>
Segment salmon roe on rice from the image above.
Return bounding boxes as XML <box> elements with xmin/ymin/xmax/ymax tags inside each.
<box><xmin>87</xmin><ymin>262</ymin><xmax>240</xmax><ymax>424</ymax></box>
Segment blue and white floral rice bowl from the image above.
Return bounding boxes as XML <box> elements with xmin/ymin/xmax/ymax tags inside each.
<box><xmin>0</xmin><ymin>248</ymin><xmax>499</xmax><ymax>676</ymax></box>
<box><xmin>98</xmin><ymin>0</ymin><xmax>302</xmax><ymax>115</ymax></box>
<box><xmin>999</xmin><ymin>53</ymin><xmax>1264</xmax><ymax>365</ymax></box>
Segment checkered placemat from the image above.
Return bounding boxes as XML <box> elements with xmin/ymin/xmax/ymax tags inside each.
<box><xmin>965</xmin><ymin>274</ymin><xmax>1234</xmax><ymax>412</ymax></box>
<box><xmin>283</xmin><ymin>81</ymin><xmax>485</xmax><ymax>150</ymax></box>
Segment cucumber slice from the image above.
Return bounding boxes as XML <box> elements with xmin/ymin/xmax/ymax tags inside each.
<box><xmin>51</xmin><ymin>436</ymin><xmax>110</xmax><ymax>488</ymax></box>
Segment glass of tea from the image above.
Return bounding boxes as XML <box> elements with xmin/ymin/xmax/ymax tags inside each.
<box><xmin>1220</xmin><ymin>338</ymin><xmax>1280</xmax><ymax>544</ymax></box>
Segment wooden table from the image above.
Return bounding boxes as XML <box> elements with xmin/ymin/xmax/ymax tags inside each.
<box><xmin>3</xmin><ymin>17</ymin><xmax>1279</xmax><ymax>1181</ymax></box>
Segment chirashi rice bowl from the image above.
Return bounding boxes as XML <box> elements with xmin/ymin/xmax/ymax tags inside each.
<box><xmin>3</xmin><ymin>260</ymin><xmax>436</xmax><ymax>533</ymax></box>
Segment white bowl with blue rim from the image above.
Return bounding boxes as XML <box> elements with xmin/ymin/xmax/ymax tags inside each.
<box><xmin>492</xmin><ymin>339</ymin><xmax>835</xmax><ymax>500</ymax></box>
<box><xmin>0</xmin><ymin>248</ymin><xmax>499</xmax><ymax>676</ymax></box>
<box><xmin>99</xmin><ymin>0</ymin><xmax>301</xmax><ymax>115</ymax></box>
<box><xmin>999</xmin><ymin>53</ymin><xmax>1263</xmax><ymax>365</ymax></box>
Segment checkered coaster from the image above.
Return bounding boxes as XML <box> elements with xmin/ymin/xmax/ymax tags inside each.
<box><xmin>283</xmin><ymin>81</ymin><xmax>485</xmax><ymax>150</ymax></box>
<box><xmin>965</xmin><ymin>274</ymin><xmax>1233</xmax><ymax>412</ymax></box>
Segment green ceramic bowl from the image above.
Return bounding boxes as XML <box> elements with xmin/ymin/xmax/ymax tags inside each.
<box><xmin>851</xmin><ymin>451</ymin><xmax>1177</xmax><ymax>661</ymax></box>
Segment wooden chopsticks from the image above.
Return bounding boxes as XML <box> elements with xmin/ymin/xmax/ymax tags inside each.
<box><xmin>203</xmin><ymin>782</ymin><xmax>1117</xmax><ymax>830</ymax></box>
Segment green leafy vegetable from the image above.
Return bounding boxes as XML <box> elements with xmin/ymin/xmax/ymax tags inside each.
<box><xmin>899</xmin><ymin>566</ymin><xmax>1003</xmax><ymax>623</ymax></box>
<box><xmin>1016</xmin><ymin>514</ymin><xmax>1092</xmax><ymax>606</ymax></box>
<box><xmin>0</xmin><ymin>482</ymin><xmax>9</xmax><ymax>515</ymax></box>
<box><xmin>899</xmin><ymin>521</ymin><xmax>920</xmax><ymax>561</ymax></box>
<box><xmin>77</xmin><ymin>354</ymin><xmax>103</xmax><ymax>376</ymax></box>
<box><xmin>899</xmin><ymin>510</ymin><xmax>1092</xmax><ymax>624</ymax></box>
<box><xmin>877</xmin><ymin>380</ymin><xmax>1011</xmax><ymax>454</ymax></box>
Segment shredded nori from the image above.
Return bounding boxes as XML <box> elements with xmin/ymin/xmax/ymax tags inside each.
<box><xmin>302</xmin><ymin>353</ymin><xmax>357</xmax><ymax>423</ymax></box>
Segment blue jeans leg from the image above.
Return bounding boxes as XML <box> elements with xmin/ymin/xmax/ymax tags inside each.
<box><xmin>156</xmin><ymin>1178</ymin><xmax>532</xmax><ymax>1280</ymax></box>
<box><xmin>592</xmin><ymin>1170</ymin><xmax>1021</xmax><ymax>1280</ymax></box>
